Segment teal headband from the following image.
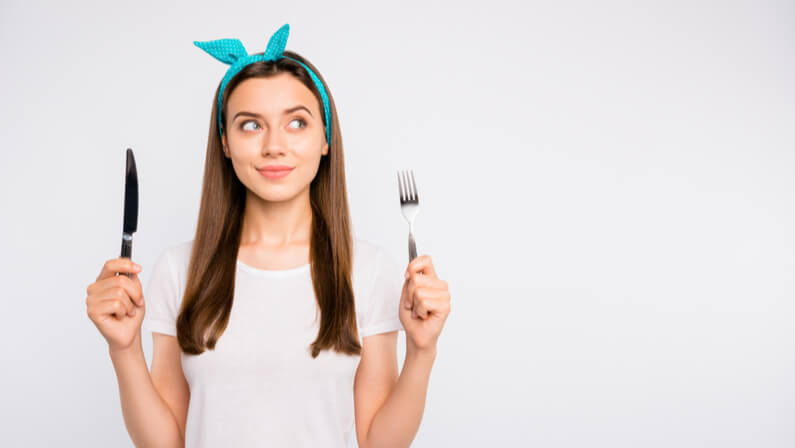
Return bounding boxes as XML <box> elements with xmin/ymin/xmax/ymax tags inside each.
<box><xmin>193</xmin><ymin>23</ymin><xmax>332</xmax><ymax>144</ymax></box>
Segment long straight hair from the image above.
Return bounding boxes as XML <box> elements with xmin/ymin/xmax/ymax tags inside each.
<box><xmin>175</xmin><ymin>50</ymin><xmax>360</xmax><ymax>358</ymax></box>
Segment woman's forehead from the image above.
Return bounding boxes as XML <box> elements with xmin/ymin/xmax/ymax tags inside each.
<box><xmin>228</xmin><ymin>74</ymin><xmax>320</xmax><ymax>116</ymax></box>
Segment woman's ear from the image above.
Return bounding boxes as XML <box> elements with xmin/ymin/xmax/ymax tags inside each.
<box><xmin>222</xmin><ymin>133</ymin><xmax>230</xmax><ymax>158</ymax></box>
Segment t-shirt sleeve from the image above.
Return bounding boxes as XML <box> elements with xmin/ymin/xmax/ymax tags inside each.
<box><xmin>359</xmin><ymin>247</ymin><xmax>405</xmax><ymax>338</ymax></box>
<box><xmin>142</xmin><ymin>249</ymin><xmax>180</xmax><ymax>337</ymax></box>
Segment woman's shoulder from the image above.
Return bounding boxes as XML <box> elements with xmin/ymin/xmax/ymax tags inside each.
<box><xmin>160</xmin><ymin>239</ymin><xmax>193</xmax><ymax>261</ymax></box>
<box><xmin>151</xmin><ymin>239</ymin><xmax>194</xmax><ymax>275</ymax></box>
<box><xmin>352</xmin><ymin>235</ymin><xmax>395</xmax><ymax>269</ymax></box>
<box><xmin>352</xmin><ymin>236</ymin><xmax>402</xmax><ymax>281</ymax></box>
<box><xmin>352</xmin><ymin>235</ymin><xmax>379</xmax><ymax>258</ymax></box>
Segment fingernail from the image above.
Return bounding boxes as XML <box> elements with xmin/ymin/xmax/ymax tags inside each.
<box><xmin>134</xmin><ymin>264</ymin><xmax>141</xmax><ymax>270</ymax></box>
<box><xmin>405</xmin><ymin>271</ymin><xmax>410</xmax><ymax>279</ymax></box>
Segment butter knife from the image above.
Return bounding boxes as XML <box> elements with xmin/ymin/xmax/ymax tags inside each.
<box><xmin>120</xmin><ymin>148</ymin><xmax>138</xmax><ymax>278</ymax></box>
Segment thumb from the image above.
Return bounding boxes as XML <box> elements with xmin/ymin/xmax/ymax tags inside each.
<box><xmin>402</xmin><ymin>286</ymin><xmax>413</xmax><ymax>310</ymax></box>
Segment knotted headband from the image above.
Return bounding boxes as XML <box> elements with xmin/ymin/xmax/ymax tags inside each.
<box><xmin>193</xmin><ymin>23</ymin><xmax>332</xmax><ymax>144</ymax></box>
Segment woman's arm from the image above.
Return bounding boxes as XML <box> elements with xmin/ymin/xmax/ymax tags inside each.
<box><xmin>360</xmin><ymin>346</ymin><xmax>436</xmax><ymax>448</ymax></box>
<box><xmin>109</xmin><ymin>331</ymin><xmax>185</xmax><ymax>448</ymax></box>
<box><xmin>357</xmin><ymin>253</ymin><xmax>450</xmax><ymax>448</ymax></box>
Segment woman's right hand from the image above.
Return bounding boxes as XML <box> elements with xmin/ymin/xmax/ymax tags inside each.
<box><xmin>86</xmin><ymin>258</ymin><xmax>145</xmax><ymax>353</ymax></box>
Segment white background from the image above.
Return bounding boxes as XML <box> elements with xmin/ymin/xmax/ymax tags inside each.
<box><xmin>1</xmin><ymin>0</ymin><xmax>793</xmax><ymax>446</ymax></box>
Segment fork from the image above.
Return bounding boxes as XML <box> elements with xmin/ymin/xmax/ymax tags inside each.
<box><xmin>397</xmin><ymin>169</ymin><xmax>420</xmax><ymax>262</ymax></box>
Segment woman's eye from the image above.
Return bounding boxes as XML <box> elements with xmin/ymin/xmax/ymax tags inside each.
<box><xmin>240</xmin><ymin>118</ymin><xmax>305</xmax><ymax>131</ymax></box>
<box><xmin>241</xmin><ymin>120</ymin><xmax>260</xmax><ymax>131</ymax></box>
<box><xmin>289</xmin><ymin>118</ymin><xmax>307</xmax><ymax>129</ymax></box>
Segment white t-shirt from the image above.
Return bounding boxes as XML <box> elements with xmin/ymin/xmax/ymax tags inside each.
<box><xmin>142</xmin><ymin>237</ymin><xmax>405</xmax><ymax>448</ymax></box>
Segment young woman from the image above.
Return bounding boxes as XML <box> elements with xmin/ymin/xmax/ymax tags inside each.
<box><xmin>85</xmin><ymin>24</ymin><xmax>451</xmax><ymax>447</ymax></box>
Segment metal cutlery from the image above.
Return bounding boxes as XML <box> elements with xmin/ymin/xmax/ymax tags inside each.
<box><xmin>397</xmin><ymin>169</ymin><xmax>420</xmax><ymax>262</ymax></box>
<box><xmin>120</xmin><ymin>148</ymin><xmax>139</xmax><ymax>278</ymax></box>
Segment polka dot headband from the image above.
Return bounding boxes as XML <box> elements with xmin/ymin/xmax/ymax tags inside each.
<box><xmin>194</xmin><ymin>23</ymin><xmax>332</xmax><ymax>144</ymax></box>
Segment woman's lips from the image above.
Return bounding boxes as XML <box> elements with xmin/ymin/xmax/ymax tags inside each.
<box><xmin>258</xmin><ymin>168</ymin><xmax>293</xmax><ymax>179</ymax></box>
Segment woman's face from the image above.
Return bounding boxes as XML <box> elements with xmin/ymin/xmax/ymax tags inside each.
<box><xmin>221</xmin><ymin>73</ymin><xmax>329</xmax><ymax>202</ymax></box>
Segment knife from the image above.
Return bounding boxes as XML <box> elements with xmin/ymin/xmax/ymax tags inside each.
<box><xmin>120</xmin><ymin>148</ymin><xmax>139</xmax><ymax>278</ymax></box>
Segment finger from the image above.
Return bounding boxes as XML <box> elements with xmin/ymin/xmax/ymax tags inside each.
<box><xmin>99</xmin><ymin>280</ymin><xmax>139</xmax><ymax>316</ymax></box>
<box><xmin>108</xmin><ymin>289</ymin><xmax>137</xmax><ymax>317</ymax></box>
<box><xmin>94</xmin><ymin>272</ymin><xmax>144</xmax><ymax>307</ymax></box>
<box><xmin>124</xmin><ymin>273</ymin><xmax>144</xmax><ymax>307</ymax></box>
<box><xmin>402</xmin><ymin>276</ymin><xmax>445</xmax><ymax>311</ymax></box>
<box><xmin>402</xmin><ymin>281</ymin><xmax>417</xmax><ymax>310</ymax></box>
<box><xmin>404</xmin><ymin>285</ymin><xmax>447</xmax><ymax>312</ymax></box>
<box><xmin>405</xmin><ymin>273</ymin><xmax>447</xmax><ymax>290</ymax></box>
<box><xmin>96</xmin><ymin>258</ymin><xmax>141</xmax><ymax>282</ymax></box>
<box><xmin>405</xmin><ymin>255</ymin><xmax>437</xmax><ymax>279</ymax></box>
<box><xmin>403</xmin><ymin>286</ymin><xmax>413</xmax><ymax>309</ymax></box>
<box><xmin>413</xmin><ymin>293</ymin><xmax>449</xmax><ymax>319</ymax></box>
<box><xmin>96</xmin><ymin>297</ymin><xmax>135</xmax><ymax>320</ymax></box>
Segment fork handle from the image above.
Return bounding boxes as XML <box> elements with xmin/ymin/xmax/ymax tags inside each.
<box><xmin>408</xmin><ymin>232</ymin><xmax>417</xmax><ymax>261</ymax></box>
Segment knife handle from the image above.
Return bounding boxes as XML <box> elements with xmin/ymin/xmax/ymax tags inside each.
<box><xmin>120</xmin><ymin>233</ymin><xmax>133</xmax><ymax>278</ymax></box>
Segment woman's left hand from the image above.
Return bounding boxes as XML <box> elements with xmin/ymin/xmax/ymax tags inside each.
<box><xmin>399</xmin><ymin>255</ymin><xmax>451</xmax><ymax>354</ymax></box>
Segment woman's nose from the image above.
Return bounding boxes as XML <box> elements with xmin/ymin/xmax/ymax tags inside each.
<box><xmin>261</xmin><ymin>128</ymin><xmax>287</xmax><ymax>155</ymax></box>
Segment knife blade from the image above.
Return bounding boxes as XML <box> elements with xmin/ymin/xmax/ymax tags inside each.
<box><xmin>120</xmin><ymin>148</ymin><xmax>138</xmax><ymax>278</ymax></box>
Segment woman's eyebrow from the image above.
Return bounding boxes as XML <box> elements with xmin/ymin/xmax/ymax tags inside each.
<box><xmin>232</xmin><ymin>105</ymin><xmax>313</xmax><ymax>121</ymax></box>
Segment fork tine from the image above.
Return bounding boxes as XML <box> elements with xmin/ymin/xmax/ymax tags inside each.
<box><xmin>402</xmin><ymin>170</ymin><xmax>411</xmax><ymax>201</ymax></box>
<box><xmin>397</xmin><ymin>169</ymin><xmax>419</xmax><ymax>203</ymax></box>
<box><xmin>408</xmin><ymin>170</ymin><xmax>418</xmax><ymax>202</ymax></box>
<box><xmin>399</xmin><ymin>170</ymin><xmax>409</xmax><ymax>202</ymax></box>
<box><xmin>397</xmin><ymin>170</ymin><xmax>406</xmax><ymax>204</ymax></box>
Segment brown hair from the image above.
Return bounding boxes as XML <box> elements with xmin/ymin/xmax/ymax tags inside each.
<box><xmin>175</xmin><ymin>50</ymin><xmax>360</xmax><ymax>358</ymax></box>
